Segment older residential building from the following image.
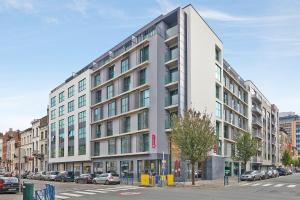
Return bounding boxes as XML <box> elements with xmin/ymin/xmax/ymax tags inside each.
<box><xmin>39</xmin><ymin>116</ymin><xmax>49</xmax><ymax>171</ymax></box>
<box><xmin>0</xmin><ymin>133</ymin><xmax>3</xmax><ymax>171</ymax></box>
<box><xmin>20</xmin><ymin>128</ymin><xmax>33</xmax><ymax>172</ymax></box>
<box><xmin>278</xmin><ymin>127</ymin><xmax>291</xmax><ymax>165</ymax></box>
<box><xmin>2</xmin><ymin>129</ymin><xmax>21</xmax><ymax>172</ymax></box>
<box><xmin>279</xmin><ymin>113</ymin><xmax>300</xmax><ymax>157</ymax></box>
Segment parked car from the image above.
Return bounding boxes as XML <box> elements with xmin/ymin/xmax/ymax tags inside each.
<box><xmin>0</xmin><ymin>176</ymin><xmax>19</xmax><ymax>194</ymax></box>
<box><xmin>295</xmin><ymin>167</ymin><xmax>300</xmax><ymax>173</ymax></box>
<box><xmin>92</xmin><ymin>173</ymin><xmax>120</xmax><ymax>185</ymax></box>
<box><xmin>55</xmin><ymin>171</ymin><xmax>74</xmax><ymax>182</ymax></box>
<box><xmin>33</xmin><ymin>171</ymin><xmax>46</xmax><ymax>180</ymax></box>
<box><xmin>195</xmin><ymin>170</ymin><xmax>202</xmax><ymax>178</ymax></box>
<box><xmin>240</xmin><ymin>171</ymin><xmax>261</xmax><ymax>181</ymax></box>
<box><xmin>258</xmin><ymin>170</ymin><xmax>267</xmax><ymax>180</ymax></box>
<box><xmin>287</xmin><ymin>168</ymin><xmax>293</xmax><ymax>175</ymax></box>
<box><xmin>44</xmin><ymin>171</ymin><xmax>59</xmax><ymax>181</ymax></box>
<box><xmin>75</xmin><ymin>174</ymin><xmax>95</xmax><ymax>184</ymax></box>
<box><xmin>265</xmin><ymin>169</ymin><xmax>273</xmax><ymax>179</ymax></box>
<box><xmin>277</xmin><ymin>168</ymin><xmax>288</xmax><ymax>176</ymax></box>
<box><xmin>272</xmin><ymin>169</ymin><xmax>279</xmax><ymax>177</ymax></box>
<box><xmin>21</xmin><ymin>171</ymin><xmax>30</xmax><ymax>179</ymax></box>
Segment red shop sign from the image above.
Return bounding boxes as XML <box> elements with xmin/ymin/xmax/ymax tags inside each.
<box><xmin>152</xmin><ymin>133</ymin><xmax>156</xmax><ymax>149</ymax></box>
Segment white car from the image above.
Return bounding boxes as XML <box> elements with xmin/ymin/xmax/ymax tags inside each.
<box><xmin>92</xmin><ymin>173</ymin><xmax>120</xmax><ymax>185</ymax></box>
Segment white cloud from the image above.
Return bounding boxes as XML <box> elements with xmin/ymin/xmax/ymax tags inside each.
<box><xmin>1</xmin><ymin>0</ymin><xmax>36</xmax><ymax>13</ymax></box>
<box><xmin>98</xmin><ymin>6</ymin><xmax>130</xmax><ymax>20</ymax></box>
<box><xmin>44</xmin><ymin>16</ymin><xmax>59</xmax><ymax>25</ymax></box>
<box><xmin>198</xmin><ymin>9</ymin><xmax>250</xmax><ymax>22</ymax></box>
<box><xmin>68</xmin><ymin>0</ymin><xmax>89</xmax><ymax>15</ymax></box>
<box><xmin>149</xmin><ymin>0</ymin><xmax>180</xmax><ymax>16</ymax></box>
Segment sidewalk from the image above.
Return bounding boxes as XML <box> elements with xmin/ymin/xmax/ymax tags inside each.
<box><xmin>174</xmin><ymin>177</ymin><xmax>240</xmax><ymax>188</ymax></box>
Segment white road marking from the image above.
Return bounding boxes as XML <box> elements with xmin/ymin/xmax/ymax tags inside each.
<box><xmin>286</xmin><ymin>185</ymin><xmax>296</xmax><ymax>188</ymax></box>
<box><xmin>55</xmin><ymin>195</ymin><xmax>70</xmax><ymax>199</ymax></box>
<box><xmin>251</xmin><ymin>183</ymin><xmax>261</xmax><ymax>186</ymax></box>
<box><xmin>60</xmin><ymin>193</ymin><xmax>83</xmax><ymax>197</ymax></box>
<box><xmin>241</xmin><ymin>183</ymin><xmax>251</xmax><ymax>186</ymax></box>
<box><xmin>262</xmin><ymin>183</ymin><xmax>272</xmax><ymax>187</ymax></box>
<box><xmin>74</xmin><ymin>191</ymin><xmax>96</xmax><ymax>195</ymax></box>
<box><xmin>85</xmin><ymin>190</ymin><xmax>108</xmax><ymax>193</ymax></box>
<box><xmin>274</xmin><ymin>184</ymin><xmax>285</xmax><ymax>187</ymax></box>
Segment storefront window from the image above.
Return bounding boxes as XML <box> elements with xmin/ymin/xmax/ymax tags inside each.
<box><xmin>106</xmin><ymin>161</ymin><xmax>117</xmax><ymax>173</ymax></box>
<box><xmin>137</xmin><ymin>160</ymin><xmax>158</xmax><ymax>180</ymax></box>
<box><xmin>93</xmin><ymin>162</ymin><xmax>104</xmax><ymax>174</ymax></box>
<box><xmin>225</xmin><ymin>161</ymin><xmax>231</xmax><ymax>176</ymax></box>
<box><xmin>120</xmin><ymin>161</ymin><xmax>134</xmax><ymax>178</ymax></box>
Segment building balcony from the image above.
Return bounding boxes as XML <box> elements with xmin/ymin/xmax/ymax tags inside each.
<box><xmin>165</xmin><ymin>48</ymin><xmax>178</xmax><ymax>67</ymax></box>
<box><xmin>252</xmin><ymin>93</ymin><xmax>262</xmax><ymax>104</ymax></box>
<box><xmin>165</xmin><ymin>25</ymin><xmax>178</xmax><ymax>46</ymax></box>
<box><xmin>252</xmin><ymin>157</ymin><xmax>263</xmax><ymax>163</ymax></box>
<box><xmin>165</xmin><ymin>95</ymin><xmax>179</xmax><ymax>111</ymax></box>
<box><xmin>252</xmin><ymin>118</ymin><xmax>262</xmax><ymax>127</ymax></box>
<box><xmin>165</xmin><ymin>70</ymin><xmax>179</xmax><ymax>89</ymax></box>
<box><xmin>252</xmin><ymin>106</ymin><xmax>262</xmax><ymax>115</ymax></box>
<box><xmin>253</xmin><ymin>131</ymin><xmax>263</xmax><ymax>139</ymax></box>
<box><xmin>165</xmin><ymin>118</ymin><xmax>172</xmax><ymax>132</ymax></box>
<box><xmin>32</xmin><ymin>150</ymin><xmax>39</xmax><ymax>156</ymax></box>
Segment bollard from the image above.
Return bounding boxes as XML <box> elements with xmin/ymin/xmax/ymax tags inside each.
<box><xmin>224</xmin><ymin>176</ymin><xmax>229</xmax><ymax>186</ymax></box>
<box><xmin>23</xmin><ymin>182</ymin><xmax>34</xmax><ymax>200</ymax></box>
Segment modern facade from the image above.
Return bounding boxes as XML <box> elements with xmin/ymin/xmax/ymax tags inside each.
<box><xmin>20</xmin><ymin>128</ymin><xmax>33</xmax><ymax>172</ymax></box>
<box><xmin>279</xmin><ymin>113</ymin><xmax>300</xmax><ymax>157</ymax></box>
<box><xmin>49</xmin><ymin>69</ymin><xmax>92</xmax><ymax>174</ymax></box>
<box><xmin>245</xmin><ymin>81</ymin><xmax>280</xmax><ymax>170</ymax></box>
<box><xmin>47</xmin><ymin>4</ymin><xmax>281</xmax><ymax>179</ymax></box>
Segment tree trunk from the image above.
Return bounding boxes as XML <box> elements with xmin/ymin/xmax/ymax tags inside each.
<box><xmin>191</xmin><ymin>161</ymin><xmax>195</xmax><ymax>185</ymax></box>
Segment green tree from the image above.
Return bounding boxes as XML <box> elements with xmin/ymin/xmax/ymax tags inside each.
<box><xmin>232</xmin><ymin>132</ymin><xmax>259</xmax><ymax>172</ymax></box>
<box><xmin>171</xmin><ymin>109</ymin><xmax>216</xmax><ymax>185</ymax></box>
<box><xmin>281</xmin><ymin>149</ymin><xmax>292</xmax><ymax>166</ymax></box>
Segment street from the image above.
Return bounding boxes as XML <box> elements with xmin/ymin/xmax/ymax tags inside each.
<box><xmin>2</xmin><ymin>174</ymin><xmax>299</xmax><ymax>200</ymax></box>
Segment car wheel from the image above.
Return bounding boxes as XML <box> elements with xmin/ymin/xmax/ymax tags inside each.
<box><xmin>92</xmin><ymin>180</ymin><xmax>96</xmax><ymax>184</ymax></box>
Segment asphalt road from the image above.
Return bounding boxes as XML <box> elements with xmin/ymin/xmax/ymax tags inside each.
<box><xmin>1</xmin><ymin>174</ymin><xmax>300</xmax><ymax>200</ymax></box>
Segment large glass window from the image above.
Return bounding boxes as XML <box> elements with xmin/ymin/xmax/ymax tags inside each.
<box><xmin>50</xmin><ymin>123</ymin><xmax>56</xmax><ymax>158</ymax></box>
<box><xmin>59</xmin><ymin>105</ymin><xmax>64</xmax><ymax>116</ymax></box>
<box><xmin>137</xmin><ymin>133</ymin><xmax>149</xmax><ymax>152</ymax></box>
<box><xmin>95</xmin><ymin>90</ymin><xmax>102</xmax><ymax>103</ymax></box>
<box><xmin>68</xmin><ymin>100</ymin><xmax>74</xmax><ymax>113</ymax></box>
<box><xmin>58</xmin><ymin>119</ymin><xmax>64</xmax><ymax>157</ymax></box>
<box><xmin>94</xmin><ymin>107</ymin><xmax>103</xmax><ymax>122</ymax></box>
<box><xmin>78</xmin><ymin>95</ymin><xmax>86</xmax><ymax>108</ymax></box>
<box><xmin>78</xmin><ymin>111</ymin><xmax>86</xmax><ymax>155</ymax></box>
<box><xmin>108</xmin><ymin>139</ymin><xmax>116</xmax><ymax>155</ymax></box>
<box><xmin>59</xmin><ymin>92</ymin><xmax>64</xmax><ymax>103</ymax></box>
<box><xmin>138</xmin><ymin>110</ymin><xmax>149</xmax><ymax>130</ymax></box>
<box><xmin>106</xmin><ymin>121</ymin><xmax>113</xmax><ymax>136</ymax></box>
<box><xmin>108</xmin><ymin>65</ymin><xmax>115</xmax><ymax>80</ymax></box>
<box><xmin>108</xmin><ymin>101</ymin><xmax>116</xmax><ymax>117</ymax></box>
<box><xmin>122</xmin><ymin>117</ymin><xmax>131</xmax><ymax>133</ymax></box>
<box><xmin>121</xmin><ymin>57</ymin><xmax>129</xmax><ymax>73</ymax></box>
<box><xmin>215</xmin><ymin>45</ymin><xmax>221</xmax><ymax>62</ymax></box>
<box><xmin>139</xmin><ymin>89</ymin><xmax>150</xmax><ymax>107</ymax></box>
<box><xmin>95</xmin><ymin>124</ymin><xmax>102</xmax><ymax>138</ymax></box>
<box><xmin>121</xmin><ymin>136</ymin><xmax>131</xmax><ymax>154</ymax></box>
<box><xmin>94</xmin><ymin>73</ymin><xmax>101</xmax><ymax>87</ymax></box>
<box><xmin>78</xmin><ymin>78</ymin><xmax>86</xmax><ymax>92</ymax></box>
<box><xmin>107</xmin><ymin>84</ymin><xmax>114</xmax><ymax>99</ymax></box>
<box><xmin>139</xmin><ymin>46</ymin><xmax>149</xmax><ymax>63</ymax></box>
<box><xmin>138</xmin><ymin>68</ymin><xmax>146</xmax><ymax>86</ymax></box>
<box><xmin>68</xmin><ymin>115</ymin><xmax>74</xmax><ymax>156</ymax></box>
<box><xmin>50</xmin><ymin>110</ymin><xmax>56</xmax><ymax>120</ymax></box>
<box><xmin>215</xmin><ymin>64</ymin><xmax>221</xmax><ymax>82</ymax></box>
<box><xmin>121</xmin><ymin>96</ymin><xmax>129</xmax><ymax>113</ymax></box>
<box><xmin>123</xmin><ymin>76</ymin><xmax>131</xmax><ymax>92</ymax></box>
<box><xmin>216</xmin><ymin>84</ymin><xmax>221</xmax><ymax>100</ymax></box>
<box><xmin>68</xmin><ymin>85</ymin><xmax>74</xmax><ymax>98</ymax></box>
<box><xmin>51</xmin><ymin>97</ymin><xmax>56</xmax><ymax>107</ymax></box>
<box><xmin>216</xmin><ymin>102</ymin><xmax>222</xmax><ymax>119</ymax></box>
<box><xmin>94</xmin><ymin>142</ymin><xmax>100</xmax><ymax>156</ymax></box>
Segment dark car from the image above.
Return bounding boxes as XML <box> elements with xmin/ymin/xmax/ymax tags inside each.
<box><xmin>277</xmin><ymin>168</ymin><xmax>288</xmax><ymax>176</ymax></box>
<box><xmin>21</xmin><ymin>171</ymin><xmax>30</xmax><ymax>179</ymax></box>
<box><xmin>195</xmin><ymin>170</ymin><xmax>202</xmax><ymax>178</ymax></box>
<box><xmin>75</xmin><ymin>174</ymin><xmax>95</xmax><ymax>184</ymax></box>
<box><xmin>295</xmin><ymin>167</ymin><xmax>300</xmax><ymax>173</ymax></box>
<box><xmin>55</xmin><ymin>171</ymin><xmax>74</xmax><ymax>182</ymax></box>
<box><xmin>0</xmin><ymin>177</ymin><xmax>19</xmax><ymax>193</ymax></box>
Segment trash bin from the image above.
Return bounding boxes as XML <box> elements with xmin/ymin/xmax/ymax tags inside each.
<box><xmin>23</xmin><ymin>182</ymin><xmax>34</xmax><ymax>200</ymax></box>
<box><xmin>155</xmin><ymin>175</ymin><xmax>161</xmax><ymax>184</ymax></box>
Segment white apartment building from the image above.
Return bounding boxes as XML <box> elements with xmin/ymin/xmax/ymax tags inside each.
<box><xmin>49</xmin><ymin>69</ymin><xmax>91</xmax><ymax>174</ymax></box>
<box><xmin>20</xmin><ymin>128</ymin><xmax>33</xmax><ymax>172</ymax></box>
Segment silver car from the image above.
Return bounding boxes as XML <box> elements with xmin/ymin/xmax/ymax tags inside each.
<box><xmin>92</xmin><ymin>173</ymin><xmax>120</xmax><ymax>185</ymax></box>
<box><xmin>240</xmin><ymin>170</ymin><xmax>261</xmax><ymax>181</ymax></box>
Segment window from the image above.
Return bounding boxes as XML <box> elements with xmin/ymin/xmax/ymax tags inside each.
<box><xmin>51</xmin><ymin>97</ymin><xmax>56</xmax><ymax>107</ymax></box>
<box><xmin>78</xmin><ymin>111</ymin><xmax>86</xmax><ymax>123</ymax></box>
<box><xmin>122</xmin><ymin>117</ymin><xmax>130</xmax><ymax>133</ymax></box>
<box><xmin>123</xmin><ymin>76</ymin><xmax>131</xmax><ymax>92</ymax></box>
<box><xmin>139</xmin><ymin>46</ymin><xmax>149</xmax><ymax>63</ymax></box>
<box><xmin>95</xmin><ymin>90</ymin><xmax>102</xmax><ymax>103</ymax></box>
<box><xmin>108</xmin><ymin>139</ymin><xmax>116</xmax><ymax>155</ymax></box>
<box><xmin>68</xmin><ymin>85</ymin><xmax>74</xmax><ymax>98</ymax></box>
<box><xmin>138</xmin><ymin>110</ymin><xmax>148</xmax><ymax>130</ymax></box>
<box><xmin>215</xmin><ymin>64</ymin><xmax>221</xmax><ymax>82</ymax></box>
<box><xmin>138</xmin><ymin>68</ymin><xmax>146</xmax><ymax>85</ymax></box>
<box><xmin>50</xmin><ymin>110</ymin><xmax>56</xmax><ymax>120</ymax></box>
<box><xmin>121</xmin><ymin>136</ymin><xmax>131</xmax><ymax>154</ymax></box>
<box><xmin>216</xmin><ymin>102</ymin><xmax>222</xmax><ymax>119</ymax></box>
<box><xmin>78</xmin><ymin>111</ymin><xmax>86</xmax><ymax>155</ymax></box>
<box><xmin>78</xmin><ymin>78</ymin><xmax>86</xmax><ymax>92</ymax></box>
<box><xmin>59</xmin><ymin>105</ymin><xmax>64</xmax><ymax>116</ymax></box>
<box><xmin>93</xmin><ymin>107</ymin><xmax>103</xmax><ymax>122</ymax></box>
<box><xmin>59</xmin><ymin>92</ymin><xmax>64</xmax><ymax>103</ymax></box>
<box><xmin>137</xmin><ymin>133</ymin><xmax>149</xmax><ymax>152</ymax></box>
<box><xmin>121</xmin><ymin>57</ymin><xmax>129</xmax><ymax>73</ymax></box>
<box><xmin>139</xmin><ymin>89</ymin><xmax>150</xmax><ymax>107</ymax></box>
<box><xmin>68</xmin><ymin>100</ymin><xmax>74</xmax><ymax>113</ymax></box>
<box><xmin>108</xmin><ymin>101</ymin><xmax>116</xmax><ymax>117</ymax></box>
<box><xmin>59</xmin><ymin>119</ymin><xmax>64</xmax><ymax>157</ymax></box>
<box><xmin>121</xmin><ymin>96</ymin><xmax>129</xmax><ymax>113</ymax></box>
<box><xmin>108</xmin><ymin>65</ymin><xmax>115</xmax><ymax>80</ymax></box>
<box><xmin>216</xmin><ymin>121</ymin><xmax>221</xmax><ymax>138</ymax></box>
<box><xmin>68</xmin><ymin>115</ymin><xmax>74</xmax><ymax>156</ymax></box>
<box><xmin>94</xmin><ymin>73</ymin><xmax>101</xmax><ymax>87</ymax></box>
<box><xmin>94</xmin><ymin>142</ymin><xmax>100</xmax><ymax>156</ymax></box>
<box><xmin>106</xmin><ymin>121</ymin><xmax>113</xmax><ymax>136</ymax></box>
<box><xmin>216</xmin><ymin>84</ymin><xmax>221</xmax><ymax>99</ymax></box>
<box><xmin>95</xmin><ymin>124</ymin><xmax>102</xmax><ymax>138</ymax></box>
<box><xmin>107</xmin><ymin>84</ymin><xmax>114</xmax><ymax>99</ymax></box>
<box><xmin>78</xmin><ymin>95</ymin><xmax>86</xmax><ymax>108</ymax></box>
<box><xmin>215</xmin><ymin>45</ymin><xmax>221</xmax><ymax>62</ymax></box>
<box><xmin>50</xmin><ymin>123</ymin><xmax>56</xmax><ymax>158</ymax></box>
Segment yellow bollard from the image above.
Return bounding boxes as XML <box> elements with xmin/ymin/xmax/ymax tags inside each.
<box><xmin>140</xmin><ymin>174</ymin><xmax>150</xmax><ymax>186</ymax></box>
<box><xmin>167</xmin><ymin>174</ymin><xmax>174</xmax><ymax>186</ymax></box>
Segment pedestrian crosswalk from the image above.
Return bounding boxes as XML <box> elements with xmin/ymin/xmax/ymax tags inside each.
<box><xmin>240</xmin><ymin>182</ymin><xmax>297</xmax><ymax>189</ymax></box>
<box><xmin>55</xmin><ymin>185</ymin><xmax>142</xmax><ymax>199</ymax></box>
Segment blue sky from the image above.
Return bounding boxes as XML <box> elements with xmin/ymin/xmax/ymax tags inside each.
<box><xmin>0</xmin><ymin>0</ymin><xmax>299</xmax><ymax>132</ymax></box>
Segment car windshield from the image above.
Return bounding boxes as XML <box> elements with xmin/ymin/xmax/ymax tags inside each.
<box><xmin>244</xmin><ymin>171</ymin><xmax>253</xmax><ymax>175</ymax></box>
<box><xmin>3</xmin><ymin>177</ymin><xmax>18</xmax><ymax>183</ymax></box>
<box><xmin>81</xmin><ymin>174</ymin><xmax>89</xmax><ymax>177</ymax></box>
<box><xmin>51</xmin><ymin>172</ymin><xmax>58</xmax><ymax>175</ymax></box>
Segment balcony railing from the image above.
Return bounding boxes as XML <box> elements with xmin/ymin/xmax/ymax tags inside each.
<box><xmin>252</xmin><ymin>106</ymin><xmax>262</xmax><ymax>114</ymax></box>
<box><xmin>165</xmin><ymin>48</ymin><xmax>178</xmax><ymax>62</ymax></box>
<box><xmin>165</xmin><ymin>95</ymin><xmax>179</xmax><ymax>107</ymax></box>
<box><xmin>253</xmin><ymin>131</ymin><xmax>262</xmax><ymax>139</ymax></box>
<box><xmin>252</xmin><ymin>118</ymin><xmax>262</xmax><ymax>127</ymax></box>
<box><xmin>252</xmin><ymin>93</ymin><xmax>262</xmax><ymax>103</ymax></box>
<box><xmin>166</xmin><ymin>25</ymin><xmax>178</xmax><ymax>39</ymax></box>
<box><xmin>165</xmin><ymin>70</ymin><xmax>179</xmax><ymax>84</ymax></box>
